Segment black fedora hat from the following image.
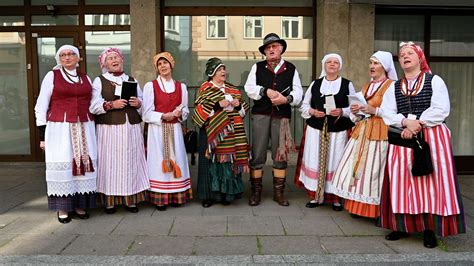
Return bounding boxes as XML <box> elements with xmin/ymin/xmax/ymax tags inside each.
<box><xmin>258</xmin><ymin>33</ymin><xmax>287</xmax><ymax>55</ymax></box>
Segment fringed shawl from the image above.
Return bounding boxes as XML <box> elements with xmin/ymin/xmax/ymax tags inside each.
<box><xmin>192</xmin><ymin>81</ymin><xmax>250</xmax><ymax>173</ymax></box>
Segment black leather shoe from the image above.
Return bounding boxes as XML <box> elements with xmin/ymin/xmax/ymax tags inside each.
<box><xmin>169</xmin><ymin>203</ymin><xmax>182</xmax><ymax>208</ymax></box>
<box><xmin>221</xmin><ymin>200</ymin><xmax>231</xmax><ymax>206</ymax></box>
<box><xmin>202</xmin><ymin>200</ymin><xmax>213</xmax><ymax>208</ymax></box>
<box><xmin>332</xmin><ymin>203</ymin><xmax>343</xmax><ymax>211</ymax></box>
<box><xmin>75</xmin><ymin>211</ymin><xmax>89</xmax><ymax>219</ymax></box>
<box><xmin>305</xmin><ymin>201</ymin><xmax>321</xmax><ymax>208</ymax></box>
<box><xmin>57</xmin><ymin>212</ymin><xmax>71</xmax><ymax>224</ymax></box>
<box><xmin>156</xmin><ymin>205</ymin><xmax>167</xmax><ymax>211</ymax></box>
<box><xmin>105</xmin><ymin>207</ymin><xmax>116</xmax><ymax>214</ymax></box>
<box><xmin>385</xmin><ymin>231</ymin><xmax>410</xmax><ymax>241</ymax></box>
<box><xmin>125</xmin><ymin>206</ymin><xmax>139</xmax><ymax>213</ymax></box>
<box><xmin>423</xmin><ymin>230</ymin><xmax>438</xmax><ymax>248</ymax></box>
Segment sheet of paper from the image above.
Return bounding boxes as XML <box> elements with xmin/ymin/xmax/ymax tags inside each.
<box><xmin>114</xmin><ymin>83</ymin><xmax>122</xmax><ymax>97</ymax></box>
<box><xmin>348</xmin><ymin>92</ymin><xmax>368</xmax><ymax>116</ymax></box>
<box><xmin>224</xmin><ymin>94</ymin><xmax>234</xmax><ymax>112</ymax></box>
<box><xmin>324</xmin><ymin>95</ymin><xmax>336</xmax><ymax>115</ymax></box>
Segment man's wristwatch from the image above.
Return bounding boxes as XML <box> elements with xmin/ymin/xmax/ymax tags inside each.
<box><xmin>286</xmin><ymin>95</ymin><xmax>293</xmax><ymax>104</ymax></box>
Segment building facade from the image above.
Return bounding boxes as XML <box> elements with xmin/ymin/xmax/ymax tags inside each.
<box><xmin>0</xmin><ymin>0</ymin><xmax>472</xmax><ymax>173</ymax></box>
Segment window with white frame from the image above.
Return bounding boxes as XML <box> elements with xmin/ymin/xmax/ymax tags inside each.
<box><xmin>244</xmin><ymin>16</ymin><xmax>263</xmax><ymax>38</ymax></box>
<box><xmin>282</xmin><ymin>16</ymin><xmax>301</xmax><ymax>39</ymax></box>
<box><xmin>165</xmin><ymin>16</ymin><xmax>179</xmax><ymax>32</ymax></box>
<box><xmin>207</xmin><ymin>16</ymin><xmax>226</xmax><ymax>39</ymax></box>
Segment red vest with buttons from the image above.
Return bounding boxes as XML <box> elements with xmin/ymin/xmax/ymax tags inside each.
<box><xmin>152</xmin><ymin>79</ymin><xmax>182</xmax><ymax>124</ymax></box>
<box><xmin>47</xmin><ymin>69</ymin><xmax>94</xmax><ymax>123</ymax></box>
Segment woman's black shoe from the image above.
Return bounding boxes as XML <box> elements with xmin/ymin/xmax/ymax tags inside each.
<box><xmin>105</xmin><ymin>207</ymin><xmax>116</xmax><ymax>214</ymax></box>
<box><xmin>169</xmin><ymin>203</ymin><xmax>182</xmax><ymax>208</ymax></box>
<box><xmin>75</xmin><ymin>211</ymin><xmax>89</xmax><ymax>219</ymax></box>
<box><xmin>156</xmin><ymin>205</ymin><xmax>167</xmax><ymax>211</ymax></box>
<box><xmin>221</xmin><ymin>200</ymin><xmax>231</xmax><ymax>206</ymax></box>
<box><xmin>423</xmin><ymin>230</ymin><xmax>438</xmax><ymax>248</ymax></box>
<box><xmin>305</xmin><ymin>201</ymin><xmax>321</xmax><ymax>208</ymax></box>
<box><xmin>332</xmin><ymin>203</ymin><xmax>343</xmax><ymax>211</ymax></box>
<box><xmin>125</xmin><ymin>206</ymin><xmax>139</xmax><ymax>213</ymax></box>
<box><xmin>202</xmin><ymin>201</ymin><xmax>213</xmax><ymax>208</ymax></box>
<box><xmin>57</xmin><ymin>212</ymin><xmax>71</xmax><ymax>224</ymax></box>
<box><xmin>385</xmin><ymin>231</ymin><xmax>409</xmax><ymax>241</ymax></box>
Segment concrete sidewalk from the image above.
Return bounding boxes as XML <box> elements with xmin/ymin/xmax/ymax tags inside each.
<box><xmin>0</xmin><ymin>155</ymin><xmax>473</xmax><ymax>264</ymax></box>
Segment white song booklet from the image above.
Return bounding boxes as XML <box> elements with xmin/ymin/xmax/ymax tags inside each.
<box><xmin>324</xmin><ymin>95</ymin><xmax>336</xmax><ymax>115</ymax></box>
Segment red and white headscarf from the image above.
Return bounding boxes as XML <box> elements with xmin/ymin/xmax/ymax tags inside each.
<box><xmin>98</xmin><ymin>47</ymin><xmax>124</xmax><ymax>74</ymax></box>
<box><xmin>399</xmin><ymin>41</ymin><xmax>431</xmax><ymax>74</ymax></box>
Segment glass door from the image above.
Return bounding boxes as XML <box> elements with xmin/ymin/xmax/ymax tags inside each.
<box><xmin>30</xmin><ymin>32</ymin><xmax>80</xmax><ymax>160</ymax></box>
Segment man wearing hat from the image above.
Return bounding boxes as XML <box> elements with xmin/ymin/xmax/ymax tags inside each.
<box><xmin>244</xmin><ymin>33</ymin><xmax>303</xmax><ymax>206</ymax></box>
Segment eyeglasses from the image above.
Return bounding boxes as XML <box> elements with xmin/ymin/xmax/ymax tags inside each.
<box><xmin>59</xmin><ymin>52</ymin><xmax>77</xmax><ymax>58</ymax></box>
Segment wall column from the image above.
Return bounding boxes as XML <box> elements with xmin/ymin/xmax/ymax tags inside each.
<box><xmin>316</xmin><ymin>0</ymin><xmax>375</xmax><ymax>90</ymax></box>
<box><xmin>130</xmin><ymin>0</ymin><xmax>162</xmax><ymax>85</ymax></box>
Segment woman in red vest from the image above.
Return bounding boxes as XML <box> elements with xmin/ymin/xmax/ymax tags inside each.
<box><xmin>34</xmin><ymin>45</ymin><xmax>97</xmax><ymax>224</ymax></box>
<box><xmin>142</xmin><ymin>52</ymin><xmax>192</xmax><ymax>211</ymax></box>
<box><xmin>90</xmin><ymin>47</ymin><xmax>150</xmax><ymax>214</ymax></box>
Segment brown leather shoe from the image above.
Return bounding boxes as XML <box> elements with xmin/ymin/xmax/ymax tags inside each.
<box><xmin>273</xmin><ymin>177</ymin><xmax>289</xmax><ymax>206</ymax></box>
<box><xmin>249</xmin><ymin>178</ymin><xmax>263</xmax><ymax>206</ymax></box>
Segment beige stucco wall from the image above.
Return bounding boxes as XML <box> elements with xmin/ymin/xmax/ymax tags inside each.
<box><xmin>130</xmin><ymin>0</ymin><xmax>162</xmax><ymax>86</ymax></box>
<box><xmin>316</xmin><ymin>0</ymin><xmax>374</xmax><ymax>90</ymax></box>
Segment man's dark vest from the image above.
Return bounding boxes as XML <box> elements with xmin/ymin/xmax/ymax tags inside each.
<box><xmin>252</xmin><ymin>60</ymin><xmax>295</xmax><ymax>118</ymax></box>
<box><xmin>394</xmin><ymin>73</ymin><xmax>433</xmax><ymax>118</ymax></box>
<box><xmin>306</xmin><ymin>77</ymin><xmax>354</xmax><ymax>132</ymax></box>
<box><xmin>94</xmin><ymin>75</ymin><xmax>142</xmax><ymax>125</ymax></box>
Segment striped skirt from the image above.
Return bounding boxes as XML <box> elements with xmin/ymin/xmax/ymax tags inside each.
<box><xmin>96</xmin><ymin>121</ymin><xmax>150</xmax><ymax>196</ymax></box>
<box><xmin>379</xmin><ymin>124</ymin><xmax>466</xmax><ymax>236</ymax></box>
<box><xmin>295</xmin><ymin>125</ymin><xmax>348</xmax><ymax>201</ymax></box>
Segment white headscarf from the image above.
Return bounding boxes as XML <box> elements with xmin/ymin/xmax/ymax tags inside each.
<box><xmin>319</xmin><ymin>53</ymin><xmax>343</xmax><ymax>78</ymax></box>
<box><xmin>370</xmin><ymin>51</ymin><xmax>398</xmax><ymax>81</ymax></box>
<box><xmin>53</xmin><ymin>45</ymin><xmax>80</xmax><ymax>70</ymax></box>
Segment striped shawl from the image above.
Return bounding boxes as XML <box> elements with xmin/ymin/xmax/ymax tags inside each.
<box><xmin>192</xmin><ymin>81</ymin><xmax>250</xmax><ymax>173</ymax></box>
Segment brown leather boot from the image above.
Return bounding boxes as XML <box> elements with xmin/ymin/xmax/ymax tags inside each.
<box><xmin>273</xmin><ymin>177</ymin><xmax>289</xmax><ymax>206</ymax></box>
<box><xmin>248</xmin><ymin>178</ymin><xmax>263</xmax><ymax>206</ymax></box>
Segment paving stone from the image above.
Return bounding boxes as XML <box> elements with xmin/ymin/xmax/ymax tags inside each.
<box><xmin>281</xmin><ymin>216</ymin><xmax>344</xmax><ymax>236</ymax></box>
<box><xmin>320</xmin><ymin>236</ymin><xmax>396</xmax><ymax>254</ymax></box>
<box><xmin>127</xmin><ymin>236</ymin><xmax>195</xmax><ymax>255</ymax></box>
<box><xmin>0</xmin><ymin>215</ymin><xmax>58</xmax><ymax>235</ymax></box>
<box><xmin>193</xmin><ymin>236</ymin><xmax>257</xmax><ymax>255</ymax></box>
<box><xmin>7</xmin><ymin>196</ymin><xmax>49</xmax><ymax>216</ymax></box>
<box><xmin>152</xmin><ymin>201</ymin><xmax>203</xmax><ymax>217</ymax></box>
<box><xmin>170</xmin><ymin>216</ymin><xmax>227</xmax><ymax>236</ymax></box>
<box><xmin>383</xmin><ymin>235</ymin><xmax>446</xmax><ymax>254</ymax></box>
<box><xmin>251</xmin><ymin>197</ymin><xmax>305</xmax><ymax>217</ymax></box>
<box><xmin>53</xmin><ymin>213</ymin><xmax>124</xmax><ymax>235</ymax></box>
<box><xmin>202</xmin><ymin>200</ymin><xmax>253</xmax><ymax>216</ymax></box>
<box><xmin>227</xmin><ymin>216</ymin><xmax>284</xmax><ymax>236</ymax></box>
<box><xmin>0</xmin><ymin>233</ymin><xmax>76</xmax><ymax>255</ymax></box>
<box><xmin>258</xmin><ymin>236</ymin><xmax>323</xmax><ymax>255</ymax></box>
<box><xmin>0</xmin><ymin>234</ymin><xmax>16</xmax><ymax>249</ymax></box>
<box><xmin>0</xmin><ymin>181</ymin><xmax>24</xmax><ymax>191</ymax></box>
<box><xmin>61</xmin><ymin>235</ymin><xmax>135</xmax><ymax>255</ymax></box>
<box><xmin>112</xmin><ymin>215</ymin><xmax>174</xmax><ymax>236</ymax></box>
<box><xmin>0</xmin><ymin>215</ymin><xmax>18</xmax><ymax>230</ymax></box>
<box><xmin>333</xmin><ymin>215</ymin><xmax>386</xmax><ymax>236</ymax></box>
<box><xmin>442</xmin><ymin>227</ymin><xmax>474</xmax><ymax>252</ymax></box>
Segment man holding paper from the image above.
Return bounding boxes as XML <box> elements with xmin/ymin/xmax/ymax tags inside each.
<box><xmin>295</xmin><ymin>53</ymin><xmax>355</xmax><ymax>211</ymax></box>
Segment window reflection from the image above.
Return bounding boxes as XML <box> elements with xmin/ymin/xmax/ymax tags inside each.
<box><xmin>0</xmin><ymin>32</ymin><xmax>30</xmax><ymax>154</ymax></box>
<box><xmin>85</xmin><ymin>31</ymin><xmax>131</xmax><ymax>78</ymax></box>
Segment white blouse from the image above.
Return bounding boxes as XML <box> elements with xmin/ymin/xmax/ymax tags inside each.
<box><xmin>380</xmin><ymin>75</ymin><xmax>450</xmax><ymax>128</ymax></box>
<box><xmin>300</xmin><ymin>77</ymin><xmax>356</xmax><ymax>119</ymax></box>
<box><xmin>142</xmin><ymin>76</ymin><xmax>189</xmax><ymax>126</ymax></box>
